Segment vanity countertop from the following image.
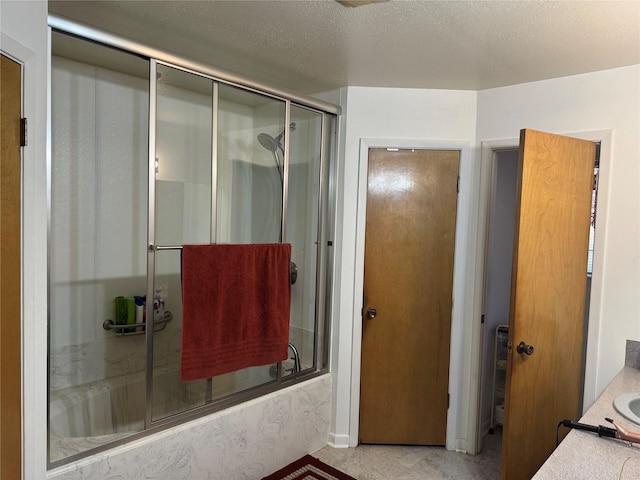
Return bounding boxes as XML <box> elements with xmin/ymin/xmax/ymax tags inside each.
<box><xmin>533</xmin><ymin>366</ymin><xmax>640</xmax><ymax>479</ymax></box>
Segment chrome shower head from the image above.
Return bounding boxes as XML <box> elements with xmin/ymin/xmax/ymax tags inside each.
<box><xmin>257</xmin><ymin>123</ymin><xmax>296</xmax><ymax>153</ymax></box>
<box><xmin>257</xmin><ymin>132</ymin><xmax>280</xmax><ymax>153</ymax></box>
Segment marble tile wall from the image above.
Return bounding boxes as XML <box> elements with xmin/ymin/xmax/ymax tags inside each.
<box><xmin>50</xmin><ymin>328</ymin><xmax>322</xmax><ymax>462</ymax></box>
<box><xmin>50</xmin><ymin>316</ymin><xmax>181</xmax><ymax>390</ymax></box>
<box><xmin>51</xmin><ymin>322</ymin><xmax>316</xmax><ymax>391</ymax></box>
<box><xmin>47</xmin><ymin>374</ymin><xmax>332</xmax><ymax>480</ymax></box>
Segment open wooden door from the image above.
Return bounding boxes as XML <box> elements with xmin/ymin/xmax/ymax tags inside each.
<box><xmin>501</xmin><ymin>129</ymin><xmax>596</xmax><ymax>479</ymax></box>
<box><xmin>360</xmin><ymin>148</ymin><xmax>459</xmax><ymax>445</ymax></box>
<box><xmin>1</xmin><ymin>53</ymin><xmax>23</xmax><ymax>480</ymax></box>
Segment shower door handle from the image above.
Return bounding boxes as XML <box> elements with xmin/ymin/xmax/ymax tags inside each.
<box><xmin>366</xmin><ymin>307</ymin><xmax>377</xmax><ymax>319</ymax></box>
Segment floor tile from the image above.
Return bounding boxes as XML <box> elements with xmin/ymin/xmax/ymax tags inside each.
<box><xmin>313</xmin><ymin>432</ymin><xmax>501</xmax><ymax>479</ymax></box>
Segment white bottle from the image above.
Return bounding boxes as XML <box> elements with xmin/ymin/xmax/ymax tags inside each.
<box><xmin>134</xmin><ymin>296</ymin><xmax>145</xmax><ymax>332</ymax></box>
<box><xmin>153</xmin><ymin>287</ymin><xmax>165</xmax><ymax>322</ymax></box>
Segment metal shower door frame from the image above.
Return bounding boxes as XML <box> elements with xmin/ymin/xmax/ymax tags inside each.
<box><xmin>47</xmin><ymin>15</ymin><xmax>340</xmax><ymax>467</ymax></box>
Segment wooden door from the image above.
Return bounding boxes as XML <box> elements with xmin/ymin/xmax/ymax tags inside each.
<box><xmin>502</xmin><ymin>130</ymin><xmax>596</xmax><ymax>479</ymax></box>
<box><xmin>1</xmin><ymin>53</ymin><xmax>23</xmax><ymax>480</ymax></box>
<box><xmin>360</xmin><ymin>148</ymin><xmax>459</xmax><ymax>445</ymax></box>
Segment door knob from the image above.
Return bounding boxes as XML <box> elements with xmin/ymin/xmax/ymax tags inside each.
<box><xmin>366</xmin><ymin>307</ymin><xmax>377</xmax><ymax>319</ymax></box>
<box><xmin>516</xmin><ymin>341</ymin><xmax>535</xmax><ymax>355</ymax></box>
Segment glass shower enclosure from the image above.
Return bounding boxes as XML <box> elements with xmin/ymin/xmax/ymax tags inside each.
<box><xmin>48</xmin><ymin>28</ymin><xmax>337</xmax><ymax>467</ymax></box>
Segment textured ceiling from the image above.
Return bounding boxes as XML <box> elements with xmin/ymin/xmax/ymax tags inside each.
<box><xmin>48</xmin><ymin>0</ymin><xmax>640</xmax><ymax>95</ymax></box>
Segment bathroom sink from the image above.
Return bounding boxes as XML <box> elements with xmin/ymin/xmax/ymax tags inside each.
<box><xmin>613</xmin><ymin>392</ymin><xmax>640</xmax><ymax>426</ymax></box>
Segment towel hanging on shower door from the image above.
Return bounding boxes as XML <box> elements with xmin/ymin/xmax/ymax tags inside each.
<box><xmin>180</xmin><ymin>243</ymin><xmax>291</xmax><ymax>381</ymax></box>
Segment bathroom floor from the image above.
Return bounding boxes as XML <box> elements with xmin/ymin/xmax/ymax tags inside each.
<box><xmin>312</xmin><ymin>431</ymin><xmax>501</xmax><ymax>480</ymax></box>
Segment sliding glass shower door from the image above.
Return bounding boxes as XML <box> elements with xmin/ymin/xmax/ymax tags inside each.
<box><xmin>152</xmin><ymin>64</ymin><xmax>214</xmax><ymax>419</ymax></box>
<box><xmin>151</xmin><ymin>63</ymin><xmax>310</xmax><ymax>422</ymax></box>
<box><xmin>49</xmin><ymin>27</ymin><xmax>337</xmax><ymax>467</ymax></box>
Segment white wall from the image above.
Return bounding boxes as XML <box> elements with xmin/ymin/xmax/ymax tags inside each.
<box><xmin>332</xmin><ymin>86</ymin><xmax>479</xmax><ymax>452</ymax></box>
<box><xmin>332</xmin><ymin>67</ymin><xmax>640</xmax><ymax>454</ymax></box>
<box><xmin>476</xmin><ymin>65</ymin><xmax>640</xmax><ymax>409</ymax></box>
<box><xmin>1</xmin><ymin>1</ymin><xmax>49</xmax><ymax>478</ymax></box>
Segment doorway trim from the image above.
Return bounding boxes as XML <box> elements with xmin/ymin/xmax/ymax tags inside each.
<box><xmin>1</xmin><ymin>30</ymin><xmax>48</xmax><ymax>479</ymax></box>
<box><xmin>473</xmin><ymin>130</ymin><xmax>612</xmax><ymax>451</ymax></box>
<box><xmin>349</xmin><ymin>138</ymin><xmax>474</xmax><ymax>453</ymax></box>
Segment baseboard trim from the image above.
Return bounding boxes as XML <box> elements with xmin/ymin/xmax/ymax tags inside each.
<box><xmin>455</xmin><ymin>438</ymin><xmax>468</xmax><ymax>454</ymax></box>
<box><xmin>328</xmin><ymin>433</ymin><xmax>350</xmax><ymax>448</ymax></box>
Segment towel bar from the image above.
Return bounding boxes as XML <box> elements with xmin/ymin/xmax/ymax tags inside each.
<box><xmin>151</xmin><ymin>245</ymin><xmax>298</xmax><ymax>284</ymax></box>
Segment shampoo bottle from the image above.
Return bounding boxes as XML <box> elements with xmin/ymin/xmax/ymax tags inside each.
<box><xmin>126</xmin><ymin>297</ymin><xmax>136</xmax><ymax>327</ymax></box>
<box><xmin>134</xmin><ymin>296</ymin><xmax>144</xmax><ymax>331</ymax></box>
<box><xmin>115</xmin><ymin>296</ymin><xmax>127</xmax><ymax>334</ymax></box>
<box><xmin>115</xmin><ymin>296</ymin><xmax>126</xmax><ymax>325</ymax></box>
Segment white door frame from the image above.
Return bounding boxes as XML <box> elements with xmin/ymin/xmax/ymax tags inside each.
<box><xmin>1</xmin><ymin>30</ymin><xmax>48</xmax><ymax>478</ymax></box>
<box><xmin>349</xmin><ymin>137</ymin><xmax>476</xmax><ymax>453</ymax></box>
<box><xmin>473</xmin><ymin>130</ymin><xmax>612</xmax><ymax>451</ymax></box>
<box><xmin>473</xmin><ymin>141</ymin><xmax>520</xmax><ymax>452</ymax></box>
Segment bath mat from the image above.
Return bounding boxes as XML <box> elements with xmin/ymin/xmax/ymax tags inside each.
<box><xmin>262</xmin><ymin>454</ymin><xmax>357</xmax><ymax>480</ymax></box>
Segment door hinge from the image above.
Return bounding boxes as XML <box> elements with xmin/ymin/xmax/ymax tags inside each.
<box><xmin>481</xmin><ymin>314</ymin><xmax>485</xmax><ymax>324</ymax></box>
<box><xmin>447</xmin><ymin>393</ymin><xmax>450</xmax><ymax>409</ymax></box>
<box><xmin>456</xmin><ymin>176</ymin><xmax>460</xmax><ymax>193</ymax></box>
<box><xmin>20</xmin><ymin>118</ymin><xmax>28</xmax><ymax>147</ymax></box>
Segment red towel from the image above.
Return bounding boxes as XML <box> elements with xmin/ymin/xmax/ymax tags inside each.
<box><xmin>180</xmin><ymin>243</ymin><xmax>291</xmax><ymax>381</ymax></box>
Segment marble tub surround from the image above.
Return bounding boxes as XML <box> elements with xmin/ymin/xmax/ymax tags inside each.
<box><xmin>50</xmin><ymin>309</ymin><xmax>320</xmax><ymax>464</ymax></box>
<box><xmin>533</xmin><ymin>366</ymin><xmax>640</xmax><ymax>479</ymax></box>
<box><xmin>50</xmin><ymin>432</ymin><xmax>134</xmax><ymax>462</ymax></box>
<box><xmin>288</xmin><ymin>325</ymin><xmax>317</xmax><ymax>369</ymax></box>
<box><xmin>47</xmin><ymin>374</ymin><xmax>332</xmax><ymax>480</ymax></box>
<box><xmin>50</xmin><ymin>365</ymin><xmax>212</xmax><ymax>462</ymax></box>
<box><xmin>51</xmin><ymin>320</ymin><xmax>314</xmax><ymax>390</ymax></box>
<box><xmin>50</xmin><ymin>314</ymin><xmax>182</xmax><ymax>390</ymax></box>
